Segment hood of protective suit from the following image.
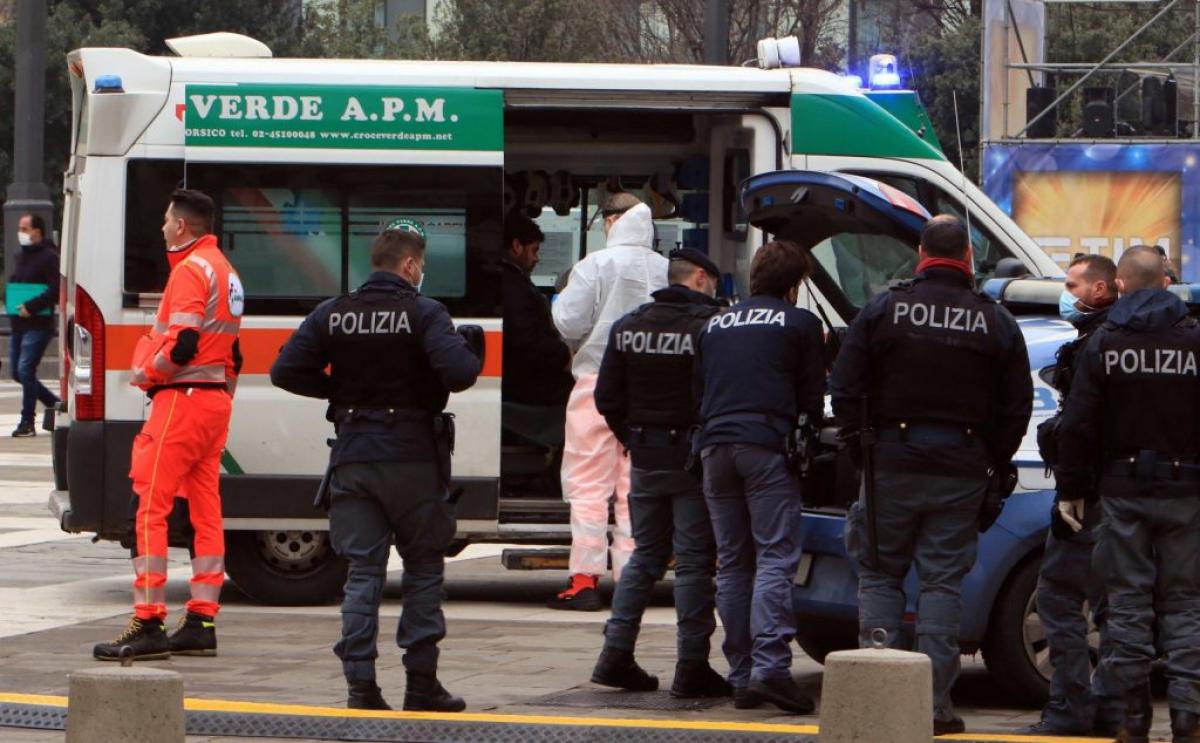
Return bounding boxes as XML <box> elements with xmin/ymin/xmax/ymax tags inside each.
<box><xmin>606</xmin><ymin>203</ymin><xmax>654</xmax><ymax>250</ymax></box>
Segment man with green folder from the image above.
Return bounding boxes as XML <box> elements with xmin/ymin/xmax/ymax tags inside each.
<box><xmin>7</xmin><ymin>214</ymin><xmax>60</xmax><ymax>437</ymax></box>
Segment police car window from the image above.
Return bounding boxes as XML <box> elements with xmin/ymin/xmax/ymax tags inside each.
<box><xmin>811</xmin><ymin>233</ymin><xmax>918</xmax><ymax>308</ymax></box>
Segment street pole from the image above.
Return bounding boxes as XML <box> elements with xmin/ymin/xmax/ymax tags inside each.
<box><xmin>4</xmin><ymin>0</ymin><xmax>54</xmax><ymax>286</ymax></box>
<box><xmin>704</xmin><ymin>0</ymin><xmax>729</xmax><ymax>65</ymax></box>
<box><xmin>848</xmin><ymin>0</ymin><xmax>858</xmax><ymax>77</ymax></box>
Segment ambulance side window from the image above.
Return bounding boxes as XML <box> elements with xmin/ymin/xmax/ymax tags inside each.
<box><xmin>846</xmin><ymin>172</ymin><xmax>1017</xmax><ymax>282</ymax></box>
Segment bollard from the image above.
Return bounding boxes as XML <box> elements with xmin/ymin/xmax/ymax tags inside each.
<box><xmin>66</xmin><ymin>664</ymin><xmax>185</xmax><ymax>743</ymax></box>
<box><xmin>819</xmin><ymin>631</ymin><xmax>933</xmax><ymax>743</ymax></box>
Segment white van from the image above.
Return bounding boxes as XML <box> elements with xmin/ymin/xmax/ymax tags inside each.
<box><xmin>49</xmin><ymin>34</ymin><xmax>1061</xmax><ymax>604</ymax></box>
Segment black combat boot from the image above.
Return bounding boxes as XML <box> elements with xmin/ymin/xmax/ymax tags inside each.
<box><xmin>347</xmin><ymin>680</ymin><xmax>391</xmax><ymax>710</ymax></box>
<box><xmin>1115</xmin><ymin>688</ymin><xmax>1153</xmax><ymax>743</ymax></box>
<box><xmin>747</xmin><ymin>676</ymin><xmax>816</xmax><ymax>715</ymax></box>
<box><xmin>403</xmin><ymin>672</ymin><xmax>466</xmax><ymax>712</ymax></box>
<box><xmin>590</xmin><ymin>648</ymin><xmax>659</xmax><ymax>692</ymax></box>
<box><xmin>1171</xmin><ymin>708</ymin><xmax>1200</xmax><ymax>743</ymax></box>
<box><xmin>168</xmin><ymin>612</ymin><xmax>217</xmax><ymax>656</ymax></box>
<box><xmin>670</xmin><ymin>659</ymin><xmax>732</xmax><ymax>698</ymax></box>
<box><xmin>733</xmin><ymin>686</ymin><xmax>763</xmax><ymax>709</ymax></box>
<box><xmin>92</xmin><ymin>616</ymin><xmax>170</xmax><ymax>661</ymax></box>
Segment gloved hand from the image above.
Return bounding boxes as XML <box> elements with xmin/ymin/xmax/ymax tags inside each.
<box><xmin>978</xmin><ymin>463</ymin><xmax>1018</xmax><ymax>533</ymax></box>
<box><xmin>456</xmin><ymin>324</ymin><xmax>486</xmax><ymax>364</ymax></box>
<box><xmin>1057</xmin><ymin>499</ymin><xmax>1085</xmax><ymax>533</ymax></box>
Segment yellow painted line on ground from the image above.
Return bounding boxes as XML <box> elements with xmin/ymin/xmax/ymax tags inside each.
<box><xmin>0</xmin><ymin>692</ymin><xmax>1102</xmax><ymax>742</ymax></box>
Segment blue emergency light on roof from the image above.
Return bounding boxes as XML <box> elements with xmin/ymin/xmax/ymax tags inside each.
<box><xmin>93</xmin><ymin>75</ymin><xmax>124</xmax><ymax>93</ymax></box>
<box><xmin>868</xmin><ymin>54</ymin><xmax>902</xmax><ymax>90</ymax></box>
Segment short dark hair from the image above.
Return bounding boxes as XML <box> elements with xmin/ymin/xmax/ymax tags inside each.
<box><xmin>920</xmin><ymin>215</ymin><xmax>969</xmax><ymax>259</ymax></box>
<box><xmin>749</xmin><ymin>240</ymin><xmax>811</xmax><ymax>298</ymax></box>
<box><xmin>1068</xmin><ymin>253</ymin><xmax>1116</xmax><ymax>285</ymax></box>
<box><xmin>371</xmin><ymin>228</ymin><xmax>425</xmax><ymax>271</ymax></box>
<box><xmin>668</xmin><ymin>259</ymin><xmax>702</xmax><ymax>285</ymax></box>
<box><xmin>23</xmin><ymin>214</ymin><xmax>46</xmax><ymax>236</ymax></box>
<box><xmin>169</xmin><ymin>189</ymin><xmax>215</xmax><ymax>235</ymax></box>
<box><xmin>1116</xmin><ymin>245</ymin><xmax>1167</xmax><ymax>292</ymax></box>
<box><xmin>504</xmin><ymin>214</ymin><xmax>544</xmax><ymax>247</ymax></box>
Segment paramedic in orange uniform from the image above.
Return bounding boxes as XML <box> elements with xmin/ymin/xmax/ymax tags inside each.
<box><xmin>93</xmin><ymin>189</ymin><xmax>244</xmax><ymax>661</ymax></box>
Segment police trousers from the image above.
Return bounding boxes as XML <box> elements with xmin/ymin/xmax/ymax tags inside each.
<box><xmin>701</xmin><ymin>444</ymin><xmax>804</xmax><ymax>687</ymax></box>
<box><xmin>1094</xmin><ymin>494</ymin><xmax>1200</xmax><ymax>713</ymax></box>
<box><xmin>329</xmin><ymin>461</ymin><xmax>456</xmax><ymax>682</ymax></box>
<box><xmin>604</xmin><ymin>467</ymin><xmax>717</xmax><ymax>662</ymax></box>
<box><xmin>1036</xmin><ymin>519</ymin><xmax>1120</xmax><ymax>731</ymax></box>
<box><xmin>845</xmin><ymin>469</ymin><xmax>986</xmax><ymax>721</ymax></box>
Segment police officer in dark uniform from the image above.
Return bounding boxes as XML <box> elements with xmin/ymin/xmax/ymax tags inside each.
<box><xmin>270</xmin><ymin>221</ymin><xmax>484</xmax><ymax>712</ymax></box>
<box><xmin>1056</xmin><ymin>245</ymin><xmax>1200</xmax><ymax>743</ymax></box>
<box><xmin>830</xmin><ymin>215</ymin><xmax>1032</xmax><ymax>735</ymax></box>
<box><xmin>1026</xmin><ymin>253</ymin><xmax>1120</xmax><ymax>736</ymax></box>
<box><xmin>694</xmin><ymin>240</ymin><xmax>825</xmax><ymax>713</ymax></box>
<box><xmin>589</xmin><ymin>248</ymin><xmax>728</xmax><ymax>698</ymax></box>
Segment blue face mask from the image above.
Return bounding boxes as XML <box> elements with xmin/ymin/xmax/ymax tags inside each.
<box><xmin>1059</xmin><ymin>290</ymin><xmax>1087</xmax><ymax>323</ymax></box>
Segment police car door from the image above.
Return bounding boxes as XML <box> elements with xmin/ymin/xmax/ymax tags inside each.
<box><xmin>741</xmin><ymin>170</ymin><xmax>931</xmax><ymax>327</ymax></box>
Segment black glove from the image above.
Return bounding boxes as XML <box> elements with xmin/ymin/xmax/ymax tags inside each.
<box><xmin>979</xmin><ymin>462</ymin><xmax>1018</xmax><ymax>532</ymax></box>
<box><xmin>456</xmin><ymin>324</ymin><xmax>486</xmax><ymax>363</ymax></box>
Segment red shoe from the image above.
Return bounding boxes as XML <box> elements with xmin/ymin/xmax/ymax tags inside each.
<box><xmin>547</xmin><ymin>574</ymin><xmax>602</xmax><ymax>611</ymax></box>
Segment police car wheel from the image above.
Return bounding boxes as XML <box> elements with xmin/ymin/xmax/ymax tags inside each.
<box><xmin>980</xmin><ymin>556</ymin><xmax>1051</xmax><ymax>708</ymax></box>
<box><xmin>224</xmin><ymin>530</ymin><xmax>347</xmax><ymax>606</ymax></box>
<box><xmin>794</xmin><ymin>620</ymin><xmax>858</xmax><ymax>664</ymax></box>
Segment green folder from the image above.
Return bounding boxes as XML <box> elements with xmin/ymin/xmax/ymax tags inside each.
<box><xmin>6</xmin><ymin>282</ymin><xmax>51</xmax><ymax>316</ymax></box>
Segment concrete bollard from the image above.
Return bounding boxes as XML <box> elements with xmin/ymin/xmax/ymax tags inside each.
<box><xmin>819</xmin><ymin>644</ymin><xmax>933</xmax><ymax>743</ymax></box>
<box><xmin>67</xmin><ymin>665</ymin><xmax>185</xmax><ymax>743</ymax></box>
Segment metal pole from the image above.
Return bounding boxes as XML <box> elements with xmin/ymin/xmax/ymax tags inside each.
<box><xmin>704</xmin><ymin>0</ymin><xmax>729</xmax><ymax>66</ymax></box>
<box><xmin>3</xmin><ymin>0</ymin><xmax>54</xmax><ymax>284</ymax></box>
<box><xmin>1014</xmin><ymin>0</ymin><xmax>1182</xmax><ymax>138</ymax></box>
<box><xmin>848</xmin><ymin>0</ymin><xmax>858</xmax><ymax>77</ymax></box>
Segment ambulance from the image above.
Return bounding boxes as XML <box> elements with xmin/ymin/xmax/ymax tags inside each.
<box><xmin>50</xmin><ymin>31</ymin><xmax>1065</xmax><ymax>688</ymax></box>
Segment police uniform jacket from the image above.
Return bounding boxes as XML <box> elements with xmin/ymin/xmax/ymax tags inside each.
<box><xmin>594</xmin><ymin>285</ymin><xmax>723</xmax><ymax>470</ymax></box>
<box><xmin>829</xmin><ymin>267</ymin><xmax>1033</xmax><ymax>478</ymax></box>
<box><xmin>270</xmin><ymin>271</ymin><xmax>482</xmax><ymax>466</ymax></box>
<box><xmin>1050</xmin><ymin>305</ymin><xmax>1111</xmax><ymax>399</ymax></box>
<box><xmin>1057</xmin><ymin>288</ymin><xmax>1200</xmax><ymax>501</ymax></box>
<box><xmin>694</xmin><ymin>294</ymin><xmax>826</xmax><ymax>452</ymax></box>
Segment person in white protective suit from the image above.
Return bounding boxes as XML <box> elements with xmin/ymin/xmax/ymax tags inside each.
<box><xmin>549</xmin><ymin>193</ymin><xmax>669</xmax><ymax>610</ymax></box>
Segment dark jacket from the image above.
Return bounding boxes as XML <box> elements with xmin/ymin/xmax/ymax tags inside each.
<box><xmin>830</xmin><ymin>268</ymin><xmax>1033</xmax><ymax>477</ymax></box>
<box><xmin>270</xmin><ymin>272</ymin><xmax>482</xmax><ymax>465</ymax></box>
<box><xmin>501</xmin><ymin>259</ymin><xmax>573</xmax><ymax>406</ymax></box>
<box><xmin>9</xmin><ymin>239</ymin><xmax>59</xmax><ymax>333</ymax></box>
<box><xmin>695</xmin><ymin>294</ymin><xmax>826</xmax><ymax>452</ymax></box>
<box><xmin>595</xmin><ymin>285</ymin><xmax>723</xmax><ymax>469</ymax></box>
<box><xmin>1050</xmin><ymin>305</ymin><xmax>1111</xmax><ymax>398</ymax></box>
<box><xmin>1057</xmin><ymin>289</ymin><xmax>1200</xmax><ymax>501</ymax></box>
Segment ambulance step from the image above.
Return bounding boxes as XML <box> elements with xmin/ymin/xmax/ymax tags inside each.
<box><xmin>501</xmin><ymin>548</ymin><xmax>570</xmax><ymax>570</ymax></box>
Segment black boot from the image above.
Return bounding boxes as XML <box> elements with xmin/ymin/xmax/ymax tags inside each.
<box><xmin>747</xmin><ymin>677</ymin><xmax>815</xmax><ymax>715</ymax></box>
<box><xmin>404</xmin><ymin>672</ymin><xmax>466</xmax><ymax>712</ymax></box>
<box><xmin>168</xmin><ymin>612</ymin><xmax>217</xmax><ymax>656</ymax></box>
<box><xmin>92</xmin><ymin>616</ymin><xmax>170</xmax><ymax>661</ymax></box>
<box><xmin>347</xmin><ymin>680</ymin><xmax>391</xmax><ymax>710</ymax></box>
<box><xmin>590</xmin><ymin>648</ymin><xmax>658</xmax><ymax>692</ymax></box>
<box><xmin>933</xmin><ymin>715</ymin><xmax>966</xmax><ymax>735</ymax></box>
<box><xmin>1116</xmin><ymin>688</ymin><xmax>1153</xmax><ymax>743</ymax></box>
<box><xmin>1172</xmin><ymin>708</ymin><xmax>1200</xmax><ymax>743</ymax></box>
<box><xmin>733</xmin><ymin>686</ymin><xmax>763</xmax><ymax>709</ymax></box>
<box><xmin>11</xmin><ymin>421</ymin><xmax>35</xmax><ymax>438</ymax></box>
<box><xmin>670</xmin><ymin>659</ymin><xmax>731</xmax><ymax>699</ymax></box>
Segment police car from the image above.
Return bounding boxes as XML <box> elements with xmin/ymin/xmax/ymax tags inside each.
<box><xmin>740</xmin><ymin>169</ymin><xmax>1087</xmax><ymax>706</ymax></box>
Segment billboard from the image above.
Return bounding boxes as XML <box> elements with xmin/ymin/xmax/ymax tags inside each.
<box><xmin>983</xmin><ymin>143</ymin><xmax>1200</xmax><ymax>280</ymax></box>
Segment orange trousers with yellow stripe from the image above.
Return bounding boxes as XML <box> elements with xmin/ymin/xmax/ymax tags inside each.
<box><xmin>129</xmin><ymin>387</ymin><xmax>233</xmax><ymax>621</ymax></box>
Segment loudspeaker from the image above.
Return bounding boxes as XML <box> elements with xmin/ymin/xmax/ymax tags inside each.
<box><xmin>1082</xmin><ymin>86</ymin><xmax>1115</xmax><ymax>137</ymax></box>
<box><xmin>1165</xmin><ymin>74</ymin><xmax>1179</xmax><ymax>135</ymax></box>
<box><xmin>1025</xmin><ymin>86</ymin><xmax>1057</xmax><ymax>138</ymax></box>
<box><xmin>1142</xmin><ymin>76</ymin><xmax>1166</xmax><ymax>133</ymax></box>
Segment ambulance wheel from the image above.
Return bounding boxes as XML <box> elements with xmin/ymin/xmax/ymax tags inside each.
<box><xmin>981</xmin><ymin>555</ymin><xmax>1050</xmax><ymax>708</ymax></box>
<box><xmin>225</xmin><ymin>530</ymin><xmax>347</xmax><ymax>606</ymax></box>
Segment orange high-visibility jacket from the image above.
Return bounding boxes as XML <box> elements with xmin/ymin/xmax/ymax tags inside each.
<box><xmin>131</xmin><ymin>235</ymin><xmax>244</xmax><ymax>391</ymax></box>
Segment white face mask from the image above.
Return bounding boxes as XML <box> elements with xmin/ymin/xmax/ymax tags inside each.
<box><xmin>17</xmin><ymin>232</ymin><xmax>32</xmax><ymax>247</ymax></box>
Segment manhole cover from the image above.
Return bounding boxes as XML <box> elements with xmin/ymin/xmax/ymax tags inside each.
<box><xmin>526</xmin><ymin>686</ymin><xmax>727</xmax><ymax>711</ymax></box>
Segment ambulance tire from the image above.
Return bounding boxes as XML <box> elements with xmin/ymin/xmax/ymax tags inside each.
<box><xmin>225</xmin><ymin>530</ymin><xmax>348</xmax><ymax>606</ymax></box>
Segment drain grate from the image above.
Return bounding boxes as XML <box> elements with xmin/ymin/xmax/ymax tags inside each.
<box><xmin>526</xmin><ymin>686</ymin><xmax>727</xmax><ymax>712</ymax></box>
